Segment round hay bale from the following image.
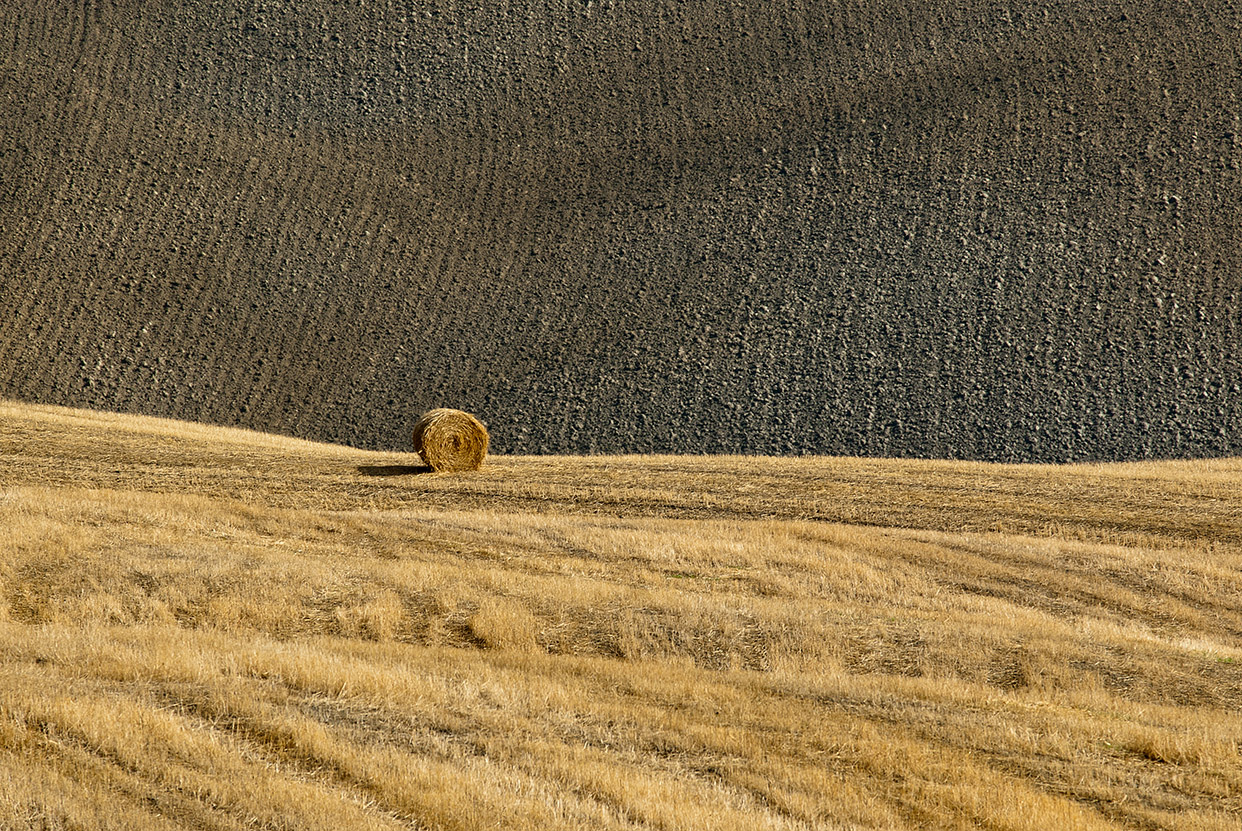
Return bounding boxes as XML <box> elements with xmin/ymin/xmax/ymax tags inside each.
<box><xmin>412</xmin><ymin>408</ymin><xmax>489</xmax><ymax>472</ymax></box>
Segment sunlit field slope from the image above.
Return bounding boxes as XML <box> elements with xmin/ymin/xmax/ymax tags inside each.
<box><xmin>1</xmin><ymin>401</ymin><xmax>1240</xmax><ymax>830</ymax></box>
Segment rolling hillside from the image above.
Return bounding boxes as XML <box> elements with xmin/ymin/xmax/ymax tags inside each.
<box><xmin>1</xmin><ymin>401</ymin><xmax>1241</xmax><ymax>829</ymax></box>
<box><xmin>2</xmin><ymin>1</ymin><xmax>1240</xmax><ymax>459</ymax></box>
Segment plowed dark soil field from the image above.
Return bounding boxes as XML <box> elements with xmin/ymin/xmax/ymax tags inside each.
<box><xmin>2</xmin><ymin>1</ymin><xmax>1239</xmax><ymax>459</ymax></box>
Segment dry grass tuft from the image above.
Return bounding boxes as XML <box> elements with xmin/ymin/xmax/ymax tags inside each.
<box><xmin>335</xmin><ymin>590</ymin><xmax>408</xmax><ymax>642</ymax></box>
<box><xmin>412</xmin><ymin>408</ymin><xmax>489</xmax><ymax>472</ymax></box>
<box><xmin>468</xmin><ymin>597</ymin><xmax>541</xmax><ymax>652</ymax></box>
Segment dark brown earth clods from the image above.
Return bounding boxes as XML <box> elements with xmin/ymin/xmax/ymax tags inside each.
<box><xmin>2</xmin><ymin>1</ymin><xmax>1240</xmax><ymax>460</ymax></box>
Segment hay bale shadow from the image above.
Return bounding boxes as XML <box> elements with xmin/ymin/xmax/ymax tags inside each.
<box><xmin>356</xmin><ymin>464</ymin><xmax>435</xmax><ymax>477</ymax></box>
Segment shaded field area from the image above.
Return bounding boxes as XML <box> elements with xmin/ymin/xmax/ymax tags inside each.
<box><xmin>2</xmin><ymin>1</ymin><xmax>1240</xmax><ymax>460</ymax></box>
<box><xmin>1</xmin><ymin>401</ymin><xmax>1240</xmax><ymax>829</ymax></box>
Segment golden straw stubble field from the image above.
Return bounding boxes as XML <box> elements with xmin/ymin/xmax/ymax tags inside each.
<box><xmin>0</xmin><ymin>400</ymin><xmax>1240</xmax><ymax>830</ymax></box>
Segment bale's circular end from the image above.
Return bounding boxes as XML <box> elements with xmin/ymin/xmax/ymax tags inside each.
<box><xmin>412</xmin><ymin>408</ymin><xmax>489</xmax><ymax>472</ymax></box>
